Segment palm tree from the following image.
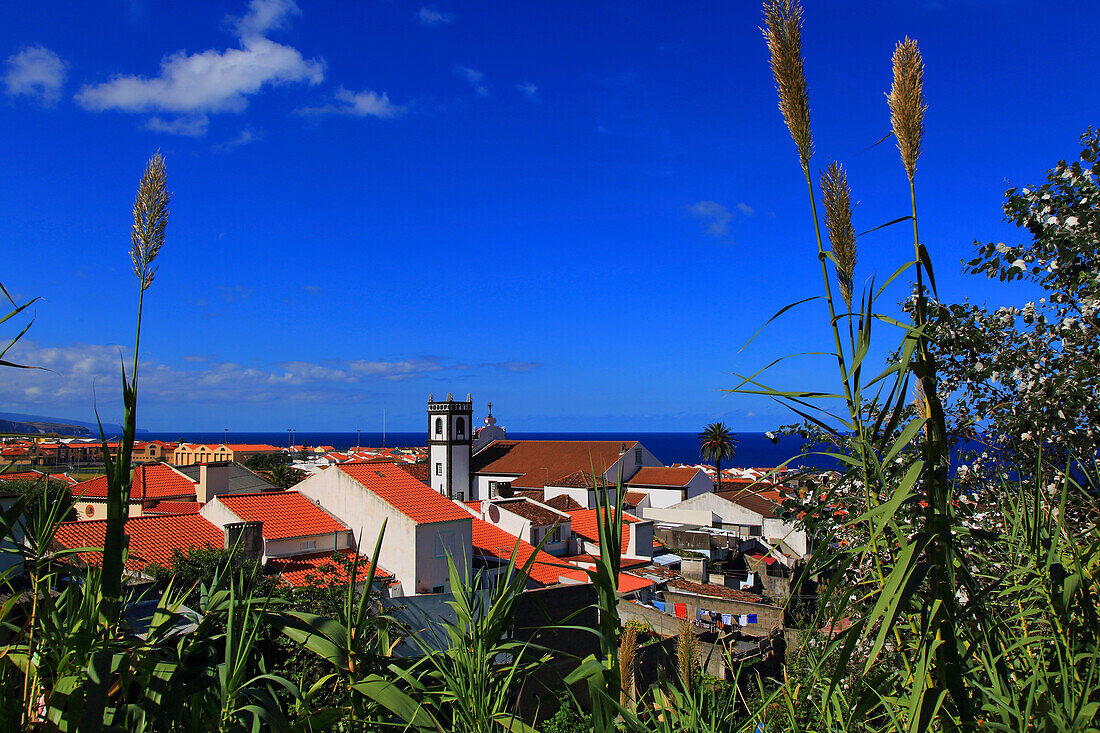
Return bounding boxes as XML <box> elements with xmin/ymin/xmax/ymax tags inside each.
<box><xmin>697</xmin><ymin>422</ymin><xmax>737</xmax><ymax>492</ymax></box>
<box><xmin>266</xmin><ymin>463</ymin><xmax>306</xmax><ymax>489</ymax></box>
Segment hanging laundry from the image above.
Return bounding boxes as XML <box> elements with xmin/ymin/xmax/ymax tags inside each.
<box><xmin>721</xmin><ymin>613</ymin><xmax>733</xmax><ymax>625</ymax></box>
<box><xmin>747</xmin><ymin>614</ymin><xmax>758</xmax><ymax>624</ymax></box>
<box><xmin>674</xmin><ymin>603</ymin><xmax>687</xmax><ymax>619</ymax></box>
<box><xmin>653</xmin><ymin>600</ymin><xmax>666</xmax><ymax>612</ymax></box>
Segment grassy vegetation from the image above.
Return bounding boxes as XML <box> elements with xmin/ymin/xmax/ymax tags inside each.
<box><xmin>1</xmin><ymin>2</ymin><xmax>1097</xmax><ymax>730</ymax></box>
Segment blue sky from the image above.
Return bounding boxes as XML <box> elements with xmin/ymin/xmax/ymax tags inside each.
<box><xmin>1</xmin><ymin>0</ymin><xmax>1096</xmax><ymax>432</ymax></box>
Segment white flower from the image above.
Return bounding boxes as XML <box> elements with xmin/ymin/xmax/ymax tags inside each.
<box><xmin>1021</xmin><ymin>431</ymin><xmax>1033</xmax><ymax>440</ymax></box>
<box><xmin>1066</xmin><ymin>216</ymin><xmax>1079</xmax><ymax>226</ymax></box>
<box><xmin>1012</xmin><ymin>259</ymin><xmax>1027</xmax><ymax>270</ymax></box>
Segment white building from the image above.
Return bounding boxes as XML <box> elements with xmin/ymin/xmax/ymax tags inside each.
<box><xmin>624</xmin><ymin>466</ymin><xmax>714</xmax><ymax>509</ymax></box>
<box><xmin>466</xmin><ymin>497</ymin><xmax>572</xmax><ymax>556</ymax></box>
<box><xmin>199</xmin><ymin>490</ymin><xmax>354</xmax><ymax>563</ymax></box>
<box><xmin>295</xmin><ymin>462</ymin><xmax>473</xmax><ymax>596</ymax></box>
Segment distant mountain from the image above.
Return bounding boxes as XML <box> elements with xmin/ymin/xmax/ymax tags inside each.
<box><xmin>0</xmin><ymin>412</ymin><xmax>143</xmax><ymax>437</ymax></box>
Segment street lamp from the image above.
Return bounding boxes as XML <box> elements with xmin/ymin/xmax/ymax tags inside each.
<box><xmin>287</xmin><ymin>429</ymin><xmax>292</xmax><ymax>449</ymax></box>
<box><xmin>356</xmin><ymin>429</ymin><xmax>361</xmax><ymax>449</ymax></box>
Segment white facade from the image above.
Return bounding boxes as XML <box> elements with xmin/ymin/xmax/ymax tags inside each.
<box><xmin>472</xmin><ymin>498</ymin><xmax>573</xmax><ymax>556</ymax></box>
<box><xmin>294</xmin><ymin>466</ymin><xmax>472</xmax><ymax>595</ymax></box>
<box><xmin>428</xmin><ymin>395</ymin><xmax>474</xmax><ymax>501</ymax></box>
<box><xmin>198</xmin><ymin>497</ymin><xmax>354</xmax><ymax>563</ymax></box>
<box><xmin>625</xmin><ymin>468</ymin><xmax>713</xmax><ymax>509</ymax></box>
<box><xmin>641</xmin><ymin>492</ymin><xmax>808</xmax><ymax>557</ymax></box>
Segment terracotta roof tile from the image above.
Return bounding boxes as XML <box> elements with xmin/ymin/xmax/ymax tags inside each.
<box><xmin>54</xmin><ymin>514</ymin><xmax>222</xmax><ymax>572</ymax></box>
<box><xmin>396</xmin><ymin>463</ymin><xmax>430</xmax><ymax>485</ymax></box>
<box><xmin>663</xmin><ymin>576</ymin><xmax>765</xmax><ymax>603</ymax></box>
<box><xmin>618</xmin><ymin>573</ymin><xmax>654</xmax><ymax>594</ymax></box>
<box><xmin>544</xmin><ymin>494</ymin><xmax>583</xmax><ymax>512</ymax></box>
<box><xmin>491</xmin><ymin>498</ymin><xmax>566</xmax><ymax>526</ymax></box>
<box><xmin>714</xmin><ymin>489</ymin><xmax>779</xmax><ymax>518</ymax></box>
<box><xmin>338</xmin><ymin>462</ymin><xmax>472</xmax><ymax>525</ymax></box>
<box><xmin>627</xmin><ymin>466</ymin><xmax>700</xmax><ymax>488</ymax></box>
<box><xmin>72</xmin><ymin>463</ymin><xmax>196</xmax><ymax>501</ymax></box>
<box><xmin>215</xmin><ymin>491</ymin><xmax>346</xmax><ymax>540</ymax></box>
<box><xmin>145</xmin><ymin>500</ymin><xmax>201</xmax><ymax>515</ymax></box>
<box><xmin>268</xmin><ymin>549</ymin><xmax>393</xmax><ymax>588</ymax></box>
<box><xmin>470</xmin><ymin>518</ymin><xmax>571</xmax><ymax>586</ymax></box>
<box><xmin>548</xmin><ymin>469</ymin><xmax>616</xmax><ymax>489</ymax></box>
<box><xmin>567</xmin><ymin>508</ymin><xmax>639</xmax><ymax>548</ymax></box>
<box><xmin>624</xmin><ymin>491</ymin><xmax>648</xmax><ymax>507</ymax></box>
<box><xmin>471</xmin><ymin>440</ymin><xmax>637</xmax><ymax>489</ymax></box>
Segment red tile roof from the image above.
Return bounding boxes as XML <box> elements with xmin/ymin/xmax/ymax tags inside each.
<box><xmin>492</xmin><ymin>498</ymin><xmax>566</xmax><ymax>526</ymax></box>
<box><xmin>618</xmin><ymin>572</ymin><xmax>654</xmax><ymax>594</ymax></box>
<box><xmin>267</xmin><ymin>549</ymin><xmax>393</xmax><ymax>588</ymax></box>
<box><xmin>627</xmin><ymin>466</ymin><xmax>700</xmax><ymax>488</ymax></box>
<box><xmin>215</xmin><ymin>491</ymin><xmax>346</xmax><ymax>540</ymax></box>
<box><xmin>663</xmin><ymin>575</ymin><xmax>764</xmax><ymax>603</ymax></box>
<box><xmin>338</xmin><ymin>462</ymin><xmax>472</xmax><ymax>525</ymax></box>
<box><xmin>396</xmin><ymin>463</ymin><xmax>430</xmax><ymax>485</ymax></box>
<box><xmin>714</xmin><ymin>489</ymin><xmax>779</xmax><ymax>518</ymax></box>
<box><xmin>471</xmin><ymin>440</ymin><xmax>638</xmax><ymax>489</ymax></box>
<box><xmin>547</xmin><ymin>470</ymin><xmax>614</xmax><ymax>489</ymax></box>
<box><xmin>145</xmin><ymin>500</ymin><xmax>201</xmax><ymax>515</ymax></box>
<box><xmin>624</xmin><ymin>490</ymin><xmax>648</xmax><ymax>507</ymax></box>
<box><xmin>567</xmin><ymin>509</ymin><xmax>639</xmax><ymax>548</ymax></box>
<box><xmin>72</xmin><ymin>464</ymin><xmax>196</xmax><ymax>501</ymax></box>
<box><xmin>54</xmin><ymin>514</ymin><xmax>222</xmax><ymax>572</ymax></box>
<box><xmin>0</xmin><ymin>470</ymin><xmax>77</xmax><ymax>486</ymax></box>
<box><xmin>544</xmin><ymin>494</ymin><xmax>583</xmax><ymax>512</ymax></box>
<box><xmin>470</xmin><ymin>518</ymin><xmax>571</xmax><ymax>586</ymax></box>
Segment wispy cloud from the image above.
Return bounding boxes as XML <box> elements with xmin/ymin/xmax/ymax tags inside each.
<box><xmin>687</xmin><ymin>200</ymin><xmax>754</xmax><ymax>238</ymax></box>
<box><xmin>0</xmin><ymin>341</ymin><xmax>541</xmax><ymax>411</ymax></box>
<box><xmin>418</xmin><ymin>5</ymin><xmax>454</xmax><ymax>26</ymax></box>
<box><xmin>301</xmin><ymin>284</ymin><xmax>321</xmax><ymax>294</ymax></box>
<box><xmin>215</xmin><ymin>127</ymin><xmax>261</xmax><ymax>150</ymax></box>
<box><xmin>482</xmin><ymin>361</ymin><xmax>542</xmax><ymax>373</ymax></box>
<box><xmin>687</xmin><ymin>200</ymin><xmax>733</xmax><ymax>237</ymax></box>
<box><xmin>516</xmin><ymin>82</ymin><xmax>538</xmax><ymax>101</ymax></box>
<box><xmin>144</xmin><ymin>114</ymin><xmax>209</xmax><ymax>136</ymax></box>
<box><xmin>75</xmin><ymin>0</ymin><xmax>323</xmax><ymax>133</ymax></box>
<box><xmin>296</xmin><ymin>86</ymin><xmax>404</xmax><ymax>118</ymax></box>
<box><xmin>3</xmin><ymin>45</ymin><xmax>66</xmax><ymax>105</ymax></box>
<box><xmin>455</xmin><ymin>66</ymin><xmax>488</xmax><ymax>97</ymax></box>
<box><xmin>217</xmin><ymin>284</ymin><xmax>253</xmax><ymax>302</ymax></box>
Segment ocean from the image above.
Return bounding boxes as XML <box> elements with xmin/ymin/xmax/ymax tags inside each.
<box><xmin>139</xmin><ymin>431</ymin><xmax>838</xmax><ymax>470</ymax></box>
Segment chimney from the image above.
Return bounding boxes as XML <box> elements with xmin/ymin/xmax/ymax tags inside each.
<box><xmin>224</xmin><ymin>520</ymin><xmax>264</xmax><ymax>563</ymax></box>
<box><xmin>681</xmin><ymin>557</ymin><xmax>707</xmax><ymax>584</ymax></box>
<box><xmin>197</xmin><ymin>461</ymin><xmax>230</xmax><ymax>504</ymax></box>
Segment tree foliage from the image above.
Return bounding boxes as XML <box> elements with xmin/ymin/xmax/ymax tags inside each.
<box><xmin>921</xmin><ymin>128</ymin><xmax>1100</xmax><ymax>472</ymax></box>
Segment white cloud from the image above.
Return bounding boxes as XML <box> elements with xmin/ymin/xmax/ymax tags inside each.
<box><xmin>455</xmin><ymin>66</ymin><xmax>487</xmax><ymax>97</ymax></box>
<box><xmin>0</xmin><ymin>341</ymin><xmax>541</xmax><ymax>411</ymax></box>
<box><xmin>76</xmin><ymin>38</ymin><xmax>323</xmax><ymax>115</ymax></box>
<box><xmin>516</xmin><ymin>82</ymin><xmax>537</xmax><ymax>100</ymax></box>
<box><xmin>297</xmin><ymin>86</ymin><xmax>403</xmax><ymax>118</ymax></box>
<box><xmin>687</xmin><ymin>200</ymin><xmax>733</xmax><ymax>237</ymax></box>
<box><xmin>3</xmin><ymin>45</ymin><xmax>66</xmax><ymax>104</ymax></box>
<box><xmin>215</xmin><ymin>127</ymin><xmax>260</xmax><ymax>150</ymax></box>
<box><xmin>418</xmin><ymin>5</ymin><xmax>454</xmax><ymax>26</ymax></box>
<box><xmin>74</xmin><ymin>0</ymin><xmax>322</xmax><ymax>128</ymax></box>
<box><xmin>736</xmin><ymin>202</ymin><xmax>754</xmax><ymax>216</ymax></box>
<box><xmin>229</xmin><ymin>0</ymin><xmax>301</xmax><ymax>39</ymax></box>
<box><xmin>144</xmin><ymin>114</ymin><xmax>209</xmax><ymax>136</ymax></box>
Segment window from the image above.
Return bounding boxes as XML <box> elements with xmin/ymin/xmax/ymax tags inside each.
<box><xmin>432</xmin><ymin>585</ymin><xmax>445</xmax><ymax>594</ymax></box>
<box><xmin>435</xmin><ymin>417</ymin><xmax>443</xmax><ymax>436</ymax></box>
<box><xmin>635</xmin><ymin>448</ymin><xmax>643</xmax><ymax>464</ymax></box>
<box><xmin>300</xmin><ymin>539</ymin><xmax>317</xmax><ymax>551</ymax></box>
<box><xmin>436</xmin><ymin>462</ymin><xmax>443</xmax><ymax>476</ymax></box>
<box><xmin>434</xmin><ymin>531</ymin><xmax>458</xmax><ymax>559</ymax></box>
<box><xmin>456</xmin><ymin>417</ymin><xmax>465</xmax><ymax>438</ymax></box>
<box><xmin>550</xmin><ymin>525</ymin><xmax>562</xmax><ymax>543</ymax></box>
<box><xmin>455</xmin><ymin>491</ymin><xmax>464</xmax><ymax>501</ymax></box>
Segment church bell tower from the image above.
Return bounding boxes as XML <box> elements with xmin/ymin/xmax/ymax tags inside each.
<box><xmin>427</xmin><ymin>393</ymin><xmax>473</xmax><ymax>501</ymax></box>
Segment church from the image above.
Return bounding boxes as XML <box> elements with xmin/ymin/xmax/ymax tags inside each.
<box><xmin>425</xmin><ymin>394</ymin><xmax>713</xmax><ymax>508</ymax></box>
